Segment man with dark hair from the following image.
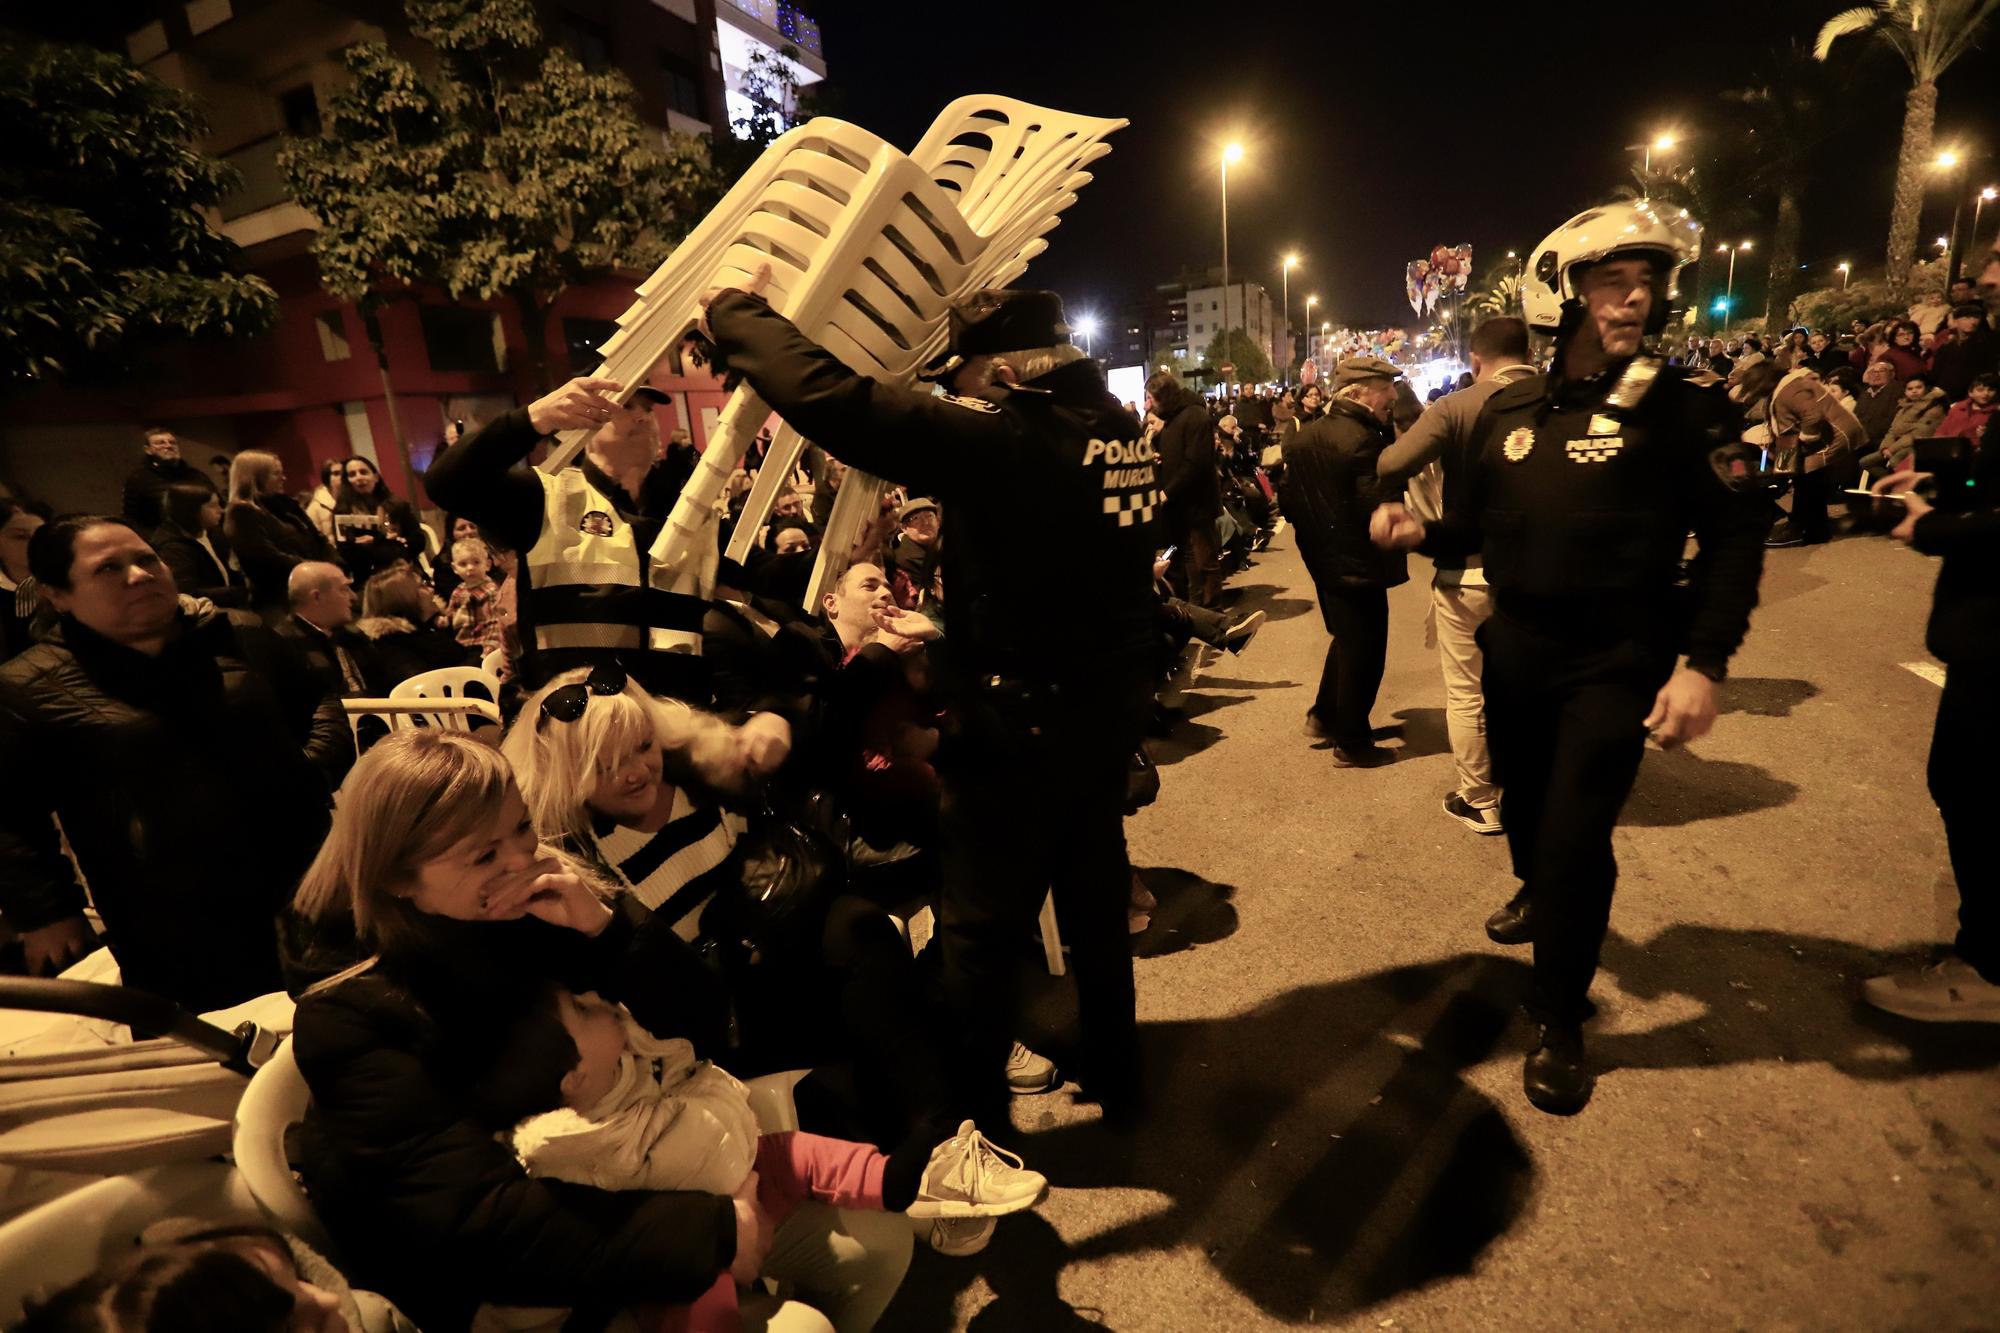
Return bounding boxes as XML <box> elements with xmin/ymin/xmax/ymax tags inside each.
<box><xmin>700</xmin><ymin>274</ymin><xmax>1162</xmax><ymax>1132</ymax></box>
<box><xmin>1375</xmin><ymin>316</ymin><xmax>1537</xmax><ymax>835</ymax></box>
<box><xmin>1145</xmin><ymin>369</ymin><xmax>1223</xmax><ymax>606</ymax></box>
<box><xmin>1927</xmin><ymin>304</ymin><xmax>1999</xmax><ymax>402</ymax></box>
<box><xmin>1280</xmin><ymin>356</ymin><xmax>1410</xmax><ymax>766</ymax></box>
<box><xmin>120</xmin><ymin>425</ymin><xmax>214</xmax><ymax>528</ymax></box>
<box><xmin>0</xmin><ymin>517</ymin><xmax>349</xmax><ymax>1005</ymax></box>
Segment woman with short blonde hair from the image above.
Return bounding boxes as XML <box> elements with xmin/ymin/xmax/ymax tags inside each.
<box><xmin>283</xmin><ymin>731</ymin><xmax>915</xmax><ymax>1329</ymax></box>
<box><xmin>223</xmin><ymin>449</ymin><xmax>331</xmax><ymax>606</ymax></box>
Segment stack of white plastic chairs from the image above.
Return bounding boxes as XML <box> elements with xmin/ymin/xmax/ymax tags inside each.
<box><xmin>539</xmin><ymin>94</ymin><xmax>1126</xmax><ymax>607</ymax></box>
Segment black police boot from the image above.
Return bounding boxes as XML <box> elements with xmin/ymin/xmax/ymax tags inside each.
<box><xmin>1484</xmin><ymin>893</ymin><xmax>1534</xmax><ymax>945</ymax></box>
<box><xmin>1523</xmin><ymin>1022</ymin><xmax>1592</xmax><ymax>1115</ymax></box>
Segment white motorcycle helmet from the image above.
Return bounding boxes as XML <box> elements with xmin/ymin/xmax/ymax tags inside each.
<box><xmin>1520</xmin><ymin>200</ymin><xmax>1705</xmax><ymax>335</ymax></box>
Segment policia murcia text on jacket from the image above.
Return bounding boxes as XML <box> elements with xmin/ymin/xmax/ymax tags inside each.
<box><xmin>426</xmin><ymin>380</ymin><xmax>710</xmax><ymax>702</ymax></box>
<box><xmin>1373</xmin><ymin>200</ymin><xmax>1768</xmax><ymax>1117</ymax></box>
<box><xmin>700</xmin><ymin>273</ymin><xmax>1164</xmax><ymax>1132</ymax></box>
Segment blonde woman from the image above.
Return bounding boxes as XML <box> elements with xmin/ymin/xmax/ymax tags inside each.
<box><xmin>502</xmin><ymin>668</ymin><xmax>993</xmax><ymax>1255</ymax></box>
<box><xmin>286</xmin><ymin>730</ymin><xmax>910</xmax><ymax>1330</ymax></box>
<box><xmin>224</xmin><ymin>449</ymin><xmax>332</xmax><ymax>607</ymax></box>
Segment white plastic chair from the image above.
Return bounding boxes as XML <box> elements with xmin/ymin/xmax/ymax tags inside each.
<box><xmin>389</xmin><ymin>665</ymin><xmax>502</xmax><ymax>713</ymax></box>
<box><xmin>342</xmin><ymin>698</ymin><xmax>502</xmax><ymax>754</ymax></box>
<box><xmin>534</xmin><ymin>97</ymin><xmax>1126</xmax><ymax>612</ymax></box>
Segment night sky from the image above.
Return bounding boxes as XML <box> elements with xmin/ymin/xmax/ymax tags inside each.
<box><xmin>814</xmin><ymin>0</ymin><xmax>2000</xmax><ymax>332</ymax></box>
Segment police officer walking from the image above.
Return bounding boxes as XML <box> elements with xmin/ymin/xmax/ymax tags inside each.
<box><xmin>1373</xmin><ymin>201</ymin><xmax>1767</xmax><ymax>1114</ymax></box>
<box><xmin>701</xmin><ymin>273</ymin><xmax>1163</xmax><ymax>1130</ymax></box>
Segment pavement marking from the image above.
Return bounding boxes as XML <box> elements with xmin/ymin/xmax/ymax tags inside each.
<box><xmin>1898</xmin><ymin>661</ymin><xmax>1946</xmax><ymax>688</ymax></box>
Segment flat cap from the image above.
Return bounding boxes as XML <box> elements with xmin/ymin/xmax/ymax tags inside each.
<box><xmin>1333</xmin><ymin>356</ymin><xmax>1402</xmax><ymax>388</ymax></box>
<box><xmin>897</xmin><ymin>496</ymin><xmax>938</xmax><ymax>522</ymax></box>
<box><xmin>949</xmin><ymin>290</ymin><xmax>1071</xmax><ymax>359</ymax></box>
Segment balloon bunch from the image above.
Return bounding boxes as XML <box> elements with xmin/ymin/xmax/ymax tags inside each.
<box><xmin>1406</xmin><ymin>243</ymin><xmax>1473</xmax><ymax>317</ymax></box>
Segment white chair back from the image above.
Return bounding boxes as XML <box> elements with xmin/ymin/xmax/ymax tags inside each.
<box><xmin>229</xmin><ymin>1037</ymin><xmax>331</xmax><ymax>1252</ymax></box>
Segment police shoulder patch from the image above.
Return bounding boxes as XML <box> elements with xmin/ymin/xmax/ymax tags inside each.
<box><xmin>938</xmin><ymin>392</ymin><xmax>1000</xmax><ymax>414</ymax></box>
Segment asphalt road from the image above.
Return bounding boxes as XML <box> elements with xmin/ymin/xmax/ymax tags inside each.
<box><xmin>882</xmin><ymin>527</ymin><xmax>2000</xmax><ymax>1332</ymax></box>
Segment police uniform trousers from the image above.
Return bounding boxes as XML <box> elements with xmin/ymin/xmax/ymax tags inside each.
<box><xmin>935</xmin><ymin>661</ymin><xmax>1154</xmax><ymax>1127</ymax></box>
<box><xmin>1480</xmin><ymin>598</ymin><xmax>1677</xmax><ymax>1026</ymax></box>
<box><xmin>1932</xmin><ymin>662</ymin><xmax>2000</xmax><ymax>982</ymax></box>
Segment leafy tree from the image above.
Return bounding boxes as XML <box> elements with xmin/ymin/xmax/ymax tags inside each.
<box><xmin>283</xmin><ymin>0</ymin><xmax>715</xmax><ymax>404</ymax></box>
<box><xmin>1816</xmin><ymin>0</ymin><xmax>2000</xmax><ymax>301</ymax></box>
<box><xmin>1203</xmin><ymin>326</ymin><xmax>1274</xmax><ymax>384</ymax></box>
<box><xmin>0</xmin><ymin>34</ymin><xmax>277</xmax><ymax>390</ymax></box>
<box><xmin>709</xmin><ymin>43</ymin><xmax>826</xmax><ymax>189</ymax></box>
<box><xmin>1725</xmin><ymin>42</ymin><xmax>1841</xmax><ymax>328</ymax></box>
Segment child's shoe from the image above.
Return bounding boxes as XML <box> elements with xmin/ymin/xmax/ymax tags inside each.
<box><xmin>907</xmin><ymin>1121</ymin><xmax>1046</xmax><ymax>1218</ymax></box>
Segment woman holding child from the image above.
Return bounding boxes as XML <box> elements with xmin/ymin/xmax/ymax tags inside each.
<box><xmin>288</xmin><ymin>731</ymin><xmax>1036</xmax><ymax>1331</ymax></box>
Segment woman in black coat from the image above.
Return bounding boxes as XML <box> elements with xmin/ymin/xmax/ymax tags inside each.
<box><xmin>286</xmin><ymin>731</ymin><xmax>910</xmax><ymax>1332</ymax></box>
<box><xmin>350</xmin><ymin>564</ymin><xmax>473</xmax><ymax>694</ymax></box>
<box><xmin>151</xmin><ymin>481</ymin><xmax>249</xmax><ymax>608</ymax></box>
<box><xmin>225</xmin><ymin>450</ymin><xmax>335</xmax><ymax>608</ymax></box>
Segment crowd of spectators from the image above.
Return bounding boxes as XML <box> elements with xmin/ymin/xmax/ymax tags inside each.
<box><xmin>1</xmin><ymin>359</ymin><xmax>1286</xmax><ymax>1325</ymax></box>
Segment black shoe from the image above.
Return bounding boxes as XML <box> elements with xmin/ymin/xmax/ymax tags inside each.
<box><xmin>1444</xmin><ymin>792</ymin><xmax>1504</xmax><ymax>835</ymax></box>
<box><xmin>1523</xmin><ymin>1023</ymin><xmax>1593</xmax><ymax>1115</ymax></box>
<box><xmin>1330</xmin><ymin>742</ymin><xmax>1395</xmax><ymax>768</ymax></box>
<box><xmin>1222</xmin><ymin>609</ymin><xmax>1266</xmax><ymax>654</ymax></box>
<box><xmin>1485</xmin><ymin>895</ymin><xmax>1533</xmax><ymax>944</ymax></box>
<box><xmin>1765</xmin><ymin>520</ymin><xmax>1805</xmax><ymax>549</ymax></box>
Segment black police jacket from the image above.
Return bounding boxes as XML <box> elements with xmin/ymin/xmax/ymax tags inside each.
<box><xmin>1911</xmin><ymin>438</ymin><xmax>1999</xmax><ymax>666</ymax></box>
<box><xmin>707</xmin><ymin>291</ymin><xmax>1162</xmax><ymax>680</ymax></box>
<box><xmin>1423</xmin><ymin>357</ymin><xmax>1766</xmax><ymax>675</ymax></box>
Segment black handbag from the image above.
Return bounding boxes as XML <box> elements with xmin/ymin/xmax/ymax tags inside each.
<box><xmin>702</xmin><ymin>807</ymin><xmax>845</xmax><ymax>967</ymax></box>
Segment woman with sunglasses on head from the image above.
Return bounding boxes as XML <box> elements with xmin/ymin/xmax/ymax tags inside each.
<box><xmin>285</xmin><ymin>731</ymin><xmax>913</xmax><ymax>1330</ymax></box>
<box><xmin>502</xmin><ymin>666</ymin><xmax>993</xmax><ymax>1256</ymax></box>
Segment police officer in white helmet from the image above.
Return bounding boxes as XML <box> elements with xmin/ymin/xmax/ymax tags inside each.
<box><xmin>1373</xmin><ymin>201</ymin><xmax>1767</xmax><ymax>1114</ymax></box>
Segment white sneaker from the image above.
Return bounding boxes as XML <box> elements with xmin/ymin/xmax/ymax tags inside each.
<box><xmin>927</xmin><ymin>1215</ymin><xmax>997</xmax><ymax>1257</ymax></box>
<box><xmin>907</xmin><ymin>1121</ymin><xmax>1047</xmax><ymax>1218</ymax></box>
<box><xmin>1862</xmin><ymin>957</ymin><xmax>2000</xmax><ymax>1023</ymax></box>
<box><xmin>1007</xmin><ymin>1041</ymin><xmax>1059</xmax><ymax>1094</ymax></box>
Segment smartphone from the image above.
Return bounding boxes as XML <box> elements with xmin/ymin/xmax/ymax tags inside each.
<box><xmin>1843</xmin><ymin>488</ymin><xmax>1906</xmax><ymax>503</ymax></box>
<box><xmin>1157</xmin><ymin>545</ymin><xmax>1178</xmax><ymax>562</ymax></box>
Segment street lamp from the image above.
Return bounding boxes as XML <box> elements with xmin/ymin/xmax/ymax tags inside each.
<box><xmin>1321</xmin><ymin>320</ymin><xmax>1331</xmax><ymax>366</ymax></box>
<box><xmin>1281</xmin><ymin>253</ymin><xmax>1299</xmax><ymax>380</ymax></box>
<box><xmin>1975</xmin><ymin>186</ymin><xmax>1998</xmax><ymax>259</ymax></box>
<box><xmin>1074</xmin><ymin>315</ymin><xmax>1098</xmax><ymax>358</ymax></box>
<box><xmin>1303</xmin><ymin>294</ymin><xmax>1318</xmax><ymax>361</ymax></box>
<box><xmin>1219</xmin><ymin>142</ymin><xmax>1243</xmax><ymax>332</ymax></box>
<box><xmin>1626</xmin><ymin>131</ymin><xmax>1679</xmax><ymax>172</ymax></box>
<box><xmin>1934</xmin><ymin>149</ymin><xmax>1970</xmax><ymax>282</ymax></box>
<box><xmin>1837</xmin><ymin>261</ymin><xmax>1852</xmax><ymax>290</ymax></box>
<box><xmin>1715</xmin><ymin>240</ymin><xmax>1752</xmax><ymax>322</ymax></box>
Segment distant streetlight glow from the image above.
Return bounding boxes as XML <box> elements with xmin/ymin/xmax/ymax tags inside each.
<box><xmin>1280</xmin><ymin>255</ymin><xmax>1300</xmax><ymax>381</ymax></box>
<box><xmin>1074</xmin><ymin>315</ymin><xmax>1099</xmax><ymax>356</ymax></box>
<box><xmin>1837</xmin><ymin>260</ymin><xmax>1852</xmax><ymax>290</ymax></box>
<box><xmin>1715</xmin><ymin>240</ymin><xmax>1753</xmax><ymax>318</ymax></box>
<box><xmin>1218</xmin><ymin>143</ymin><xmax>1246</xmax><ymax>326</ymax></box>
<box><xmin>1222</xmin><ymin>142</ymin><xmax>1244</xmax><ymax>165</ymax></box>
<box><xmin>1935</xmin><ymin>150</ymin><xmax>1960</xmax><ymax>169</ymax></box>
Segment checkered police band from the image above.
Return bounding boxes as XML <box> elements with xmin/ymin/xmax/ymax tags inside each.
<box><xmin>1565</xmin><ymin>438</ymin><xmax>1626</xmax><ymax>464</ymax></box>
<box><xmin>1104</xmin><ymin>489</ymin><xmax>1165</xmax><ymax>527</ymax></box>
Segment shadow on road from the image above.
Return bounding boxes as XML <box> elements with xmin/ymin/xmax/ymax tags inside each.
<box><xmin>1129</xmin><ymin>865</ymin><xmax>1241</xmax><ymax>959</ymax></box>
<box><xmin>1384</xmin><ymin>706</ymin><xmax>1452</xmax><ymax>761</ymax></box>
<box><xmin>1224</xmin><ymin>582</ymin><xmax>1317</xmax><ymax>623</ymax></box>
<box><xmin>882</xmin><ymin>927</ymin><xmax>1995</xmax><ymax>1329</ymax></box>
<box><xmin>1721</xmin><ymin>676</ymin><xmax>1820</xmax><ymax>718</ymax></box>
<box><xmin>1622</xmin><ymin>746</ymin><xmax>1799</xmax><ymax>826</ymax></box>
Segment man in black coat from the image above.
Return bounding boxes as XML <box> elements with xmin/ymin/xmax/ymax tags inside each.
<box><xmin>1279</xmin><ymin>356</ymin><xmax>1409</xmax><ymax>766</ymax></box>
<box><xmin>1146</xmin><ymin>369</ymin><xmax>1223</xmax><ymax>605</ymax></box>
<box><xmin>0</xmin><ymin>516</ymin><xmax>350</xmax><ymax>1008</ymax></box>
<box><xmin>701</xmin><ymin>276</ymin><xmax>1162</xmax><ymax>1129</ymax></box>
<box><xmin>120</xmin><ymin>426</ymin><xmax>215</xmax><ymax>528</ymax></box>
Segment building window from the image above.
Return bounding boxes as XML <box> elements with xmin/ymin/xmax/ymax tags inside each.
<box><xmin>314</xmin><ymin>311</ymin><xmax>351</xmax><ymax>362</ymax></box>
<box><xmin>660</xmin><ymin>54</ymin><xmax>704</xmax><ymax>120</ymax></box>
<box><xmin>419</xmin><ymin>306</ymin><xmax>503</xmax><ymax>374</ymax></box>
<box><xmin>563</xmin><ymin>317</ymin><xmax>620</xmax><ymax>374</ymax></box>
<box><xmin>279</xmin><ymin>84</ymin><xmax>321</xmax><ymax>137</ymax></box>
<box><xmin>559</xmin><ymin>16</ymin><xmax>611</xmax><ymax>69</ymax></box>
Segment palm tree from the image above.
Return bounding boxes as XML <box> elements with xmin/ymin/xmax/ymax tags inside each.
<box><xmin>1726</xmin><ymin>42</ymin><xmax>1839</xmax><ymax>327</ymax></box>
<box><xmin>1815</xmin><ymin>0</ymin><xmax>2000</xmax><ymax>301</ymax></box>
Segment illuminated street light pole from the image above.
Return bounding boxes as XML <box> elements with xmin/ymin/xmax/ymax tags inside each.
<box><xmin>1716</xmin><ymin>240</ymin><xmax>1752</xmax><ymax>324</ymax></box>
<box><xmin>1281</xmin><ymin>253</ymin><xmax>1298</xmax><ymax>381</ymax></box>
<box><xmin>1625</xmin><ymin>131</ymin><xmax>1678</xmax><ymax>173</ymax></box>
<box><xmin>1974</xmin><ymin>186</ymin><xmax>1998</xmax><ymax>262</ymax></box>
<box><xmin>1837</xmin><ymin>261</ymin><xmax>1851</xmax><ymax>290</ymax></box>
<box><xmin>1303</xmin><ymin>295</ymin><xmax>1318</xmax><ymax>366</ymax></box>
<box><xmin>1935</xmin><ymin>150</ymin><xmax>1969</xmax><ymax>283</ymax></box>
<box><xmin>1220</xmin><ymin>143</ymin><xmax>1243</xmax><ymax>343</ymax></box>
<box><xmin>1074</xmin><ymin>315</ymin><xmax>1098</xmax><ymax>358</ymax></box>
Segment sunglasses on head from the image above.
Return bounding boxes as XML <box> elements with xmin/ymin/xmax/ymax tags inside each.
<box><xmin>538</xmin><ymin>661</ymin><xmax>627</xmax><ymax>729</ymax></box>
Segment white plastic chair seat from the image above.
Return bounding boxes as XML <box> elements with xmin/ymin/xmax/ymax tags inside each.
<box><xmin>388</xmin><ymin>665</ymin><xmax>502</xmax><ymax>710</ymax></box>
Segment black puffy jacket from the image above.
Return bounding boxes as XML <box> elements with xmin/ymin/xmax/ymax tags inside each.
<box><xmin>1279</xmin><ymin>398</ymin><xmax>1409</xmax><ymax>591</ymax></box>
<box><xmin>0</xmin><ymin>599</ymin><xmax>351</xmax><ymax>1008</ymax></box>
<box><xmin>1152</xmin><ymin>383</ymin><xmax>1223</xmax><ymax>529</ymax></box>
<box><xmin>290</xmin><ymin>907</ymin><xmax>735</xmax><ymax>1332</ymax></box>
